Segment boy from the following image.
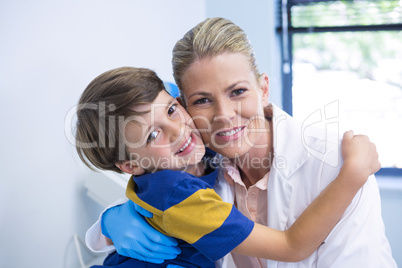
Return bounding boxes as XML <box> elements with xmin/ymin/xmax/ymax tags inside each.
<box><xmin>76</xmin><ymin>67</ymin><xmax>380</xmax><ymax>267</ymax></box>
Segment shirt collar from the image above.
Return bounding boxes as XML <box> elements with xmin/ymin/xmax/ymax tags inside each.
<box><xmin>221</xmin><ymin>157</ymin><xmax>269</xmax><ymax>190</ymax></box>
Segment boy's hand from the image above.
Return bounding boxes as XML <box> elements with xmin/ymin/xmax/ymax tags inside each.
<box><xmin>101</xmin><ymin>201</ymin><xmax>181</xmax><ymax>263</ymax></box>
<box><xmin>341</xmin><ymin>130</ymin><xmax>381</xmax><ymax>186</ymax></box>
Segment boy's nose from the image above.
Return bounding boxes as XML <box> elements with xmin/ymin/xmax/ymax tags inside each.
<box><xmin>167</xmin><ymin>121</ymin><xmax>186</xmax><ymax>145</ymax></box>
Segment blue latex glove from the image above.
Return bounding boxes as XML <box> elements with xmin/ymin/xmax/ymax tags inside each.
<box><xmin>133</xmin><ymin>202</ymin><xmax>153</xmax><ymax>218</ymax></box>
<box><xmin>101</xmin><ymin>200</ymin><xmax>181</xmax><ymax>263</ymax></box>
<box><xmin>131</xmin><ymin>206</ymin><xmax>185</xmax><ymax>268</ymax></box>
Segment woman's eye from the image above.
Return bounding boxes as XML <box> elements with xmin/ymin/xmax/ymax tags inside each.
<box><xmin>147</xmin><ymin>130</ymin><xmax>159</xmax><ymax>143</ymax></box>
<box><xmin>168</xmin><ymin>104</ymin><xmax>177</xmax><ymax>116</ymax></box>
<box><xmin>232</xmin><ymin>88</ymin><xmax>246</xmax><ymax>96</ymax></box>
<box><xmin>193</xmin><ymin>98</ymin><xmax>209</xmax><ymax>105</ymax></box>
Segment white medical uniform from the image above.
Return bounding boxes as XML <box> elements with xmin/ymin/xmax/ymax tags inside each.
<box><xmin>215</xmin><ymin>104</ymin><xmax>396</xmax><ymax>268</ymax></box>
<box><xmin>86</xmin><ymin>104</ymin><xmax>396</xmax><ymax>268</ymax></box>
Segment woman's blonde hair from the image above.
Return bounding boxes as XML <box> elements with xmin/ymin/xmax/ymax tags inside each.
<box><xmin>172</xmin><ymin>17</ymin><xmax>260</xmax><ymax>98</ymax></box>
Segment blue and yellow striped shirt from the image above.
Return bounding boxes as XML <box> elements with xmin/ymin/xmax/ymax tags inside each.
<box><xmin>125</xmin><ymin>154</ymin><xmax>254</xmax><ymax>267</ymax></box>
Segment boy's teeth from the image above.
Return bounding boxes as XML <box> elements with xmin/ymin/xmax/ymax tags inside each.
<box><xmin>218</xmin><ymin>128</ymin><xmax>242</xmax><ymax>136</ymax></box>
<box><xmin>177</xmin><ymin>136</ymin><xmax>192</xmax><ymax>153</ymax></box>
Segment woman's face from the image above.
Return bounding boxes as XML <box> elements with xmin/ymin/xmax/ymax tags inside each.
<box><xmin>180</xmin><ymin>52</ymin><xmax>270</xmax><ymax>159</ymax></box>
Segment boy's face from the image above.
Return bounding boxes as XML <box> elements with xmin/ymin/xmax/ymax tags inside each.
<box><xmin>119</xmin><ymin>90</ymin><xmax>206</xmax><ymax>174</ymax></box>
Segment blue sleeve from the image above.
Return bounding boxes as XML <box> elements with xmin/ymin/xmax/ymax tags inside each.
<box><xmin>192</xmin><ymin>205</ymin><xmax>254</xmax><ymax>261</ymax></box>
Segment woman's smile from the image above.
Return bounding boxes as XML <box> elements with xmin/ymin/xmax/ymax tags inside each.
<box><xmin>215</xmin><ymin>126</ymin><xmax>245</xmax><ymax>141</ymax></box>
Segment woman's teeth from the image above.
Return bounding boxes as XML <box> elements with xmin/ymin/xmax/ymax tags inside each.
<box><xmin>177</xmin><ymin>136</ymin><xmax>192</xmax><ymax>153</ymax></box>
<box><xmin>217</xmin><ymin>127</ymin><xmax>243</xmax><ymax>136</ymax></box>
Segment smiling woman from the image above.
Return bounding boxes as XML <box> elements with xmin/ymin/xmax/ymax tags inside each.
<box><xmin>181</xmin><ymin>54</ymin><xmax>270</xmax><ymax>163</ymax></box>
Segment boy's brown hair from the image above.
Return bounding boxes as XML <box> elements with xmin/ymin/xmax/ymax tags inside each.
<box><xmin>75</xmin><ymin>67</ymin><xmax>165</xmax><ymax>173</ymax></box>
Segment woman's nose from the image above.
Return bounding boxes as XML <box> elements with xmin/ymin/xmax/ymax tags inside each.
<box><xmin>213</xmin><ymin>99</ymin><xmax>236</xmax><ymax>123</ymax></box>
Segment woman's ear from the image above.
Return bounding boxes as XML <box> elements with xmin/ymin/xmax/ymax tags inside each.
<box><xmin>258</xmin><ymin>73</ymin><xmax>270</xmax><ymax>107</ymax></box>
<box><xmin>115</xmin><ymin>161</ymin><xmax>145</xmax><ymax>176</ymax></box>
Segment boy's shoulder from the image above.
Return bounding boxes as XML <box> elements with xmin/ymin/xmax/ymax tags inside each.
<box><xmin>135</xmin><ymin>148</ymin><xmax>218</xmax><ymax>189</ymax></box>
<box><xmin>130</xmin><ymin>149</ymin><xmax>219</xmax><ymax>211</ymax></box>
<box><xmin>132</xmin><ymin>167</ymin><xmax>219</xmax><ymax>211</ymax></box>
<box><xmin>135</xmin><ymin>167</ymin><xmax>218</xmax><ymax>193</ymax></box>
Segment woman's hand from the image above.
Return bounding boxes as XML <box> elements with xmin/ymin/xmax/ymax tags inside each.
<box><xmin>101</xmin><ymin>200</ymin><xmax>181</xmax><ymax>263</ymax></box>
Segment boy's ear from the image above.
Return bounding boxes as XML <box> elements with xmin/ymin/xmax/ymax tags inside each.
<box><xmin>258</xmin><ymin>73</ymin><xmax>270</xmax><ymax>107</ymax></box>
<box><xmin>115</xmin><ymin>161</ymin><xmax>145</xmax><ymax>176</ymax></box>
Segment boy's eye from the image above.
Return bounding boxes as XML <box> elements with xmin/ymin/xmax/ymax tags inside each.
<box><xmin>168</xmin><ymin>104</ymin><xmax>177</xmax><ymax>116</ymax></box>
<box><xmin>193</xmin><ymin>98</ymin><xmax>209</xmax><ymax>105</ymax></box>
<box><xmin>232</xmin><ymin>88</ymin><xmax>246</xmax><ymax>96</ymax></box>
<box><xmin>147</xmin><ymin>130</ymin><xmax>159</xmax><ymax>143</ymax></box>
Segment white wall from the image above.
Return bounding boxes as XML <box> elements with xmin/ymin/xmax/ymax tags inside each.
<box><xmin>0</xmin><ymin>1</ymin><xmax>205</xmax><ymax>267</ymax></box>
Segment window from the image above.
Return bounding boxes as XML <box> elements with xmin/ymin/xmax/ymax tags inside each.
<box><xmin>278</xmin><ymin>0</ymin><xmax>402</xmax><ymax>175</ymax></box>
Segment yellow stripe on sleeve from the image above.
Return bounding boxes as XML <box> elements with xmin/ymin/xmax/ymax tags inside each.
<box><xmin>126</xmin><ymin>178</ymin><xmax>170</xmax><ymax>236</ymax></box>
<box><xmin>163</xmin><ymin>188</ymin><xmax>233</xmax><ymax>244</ymax></box>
